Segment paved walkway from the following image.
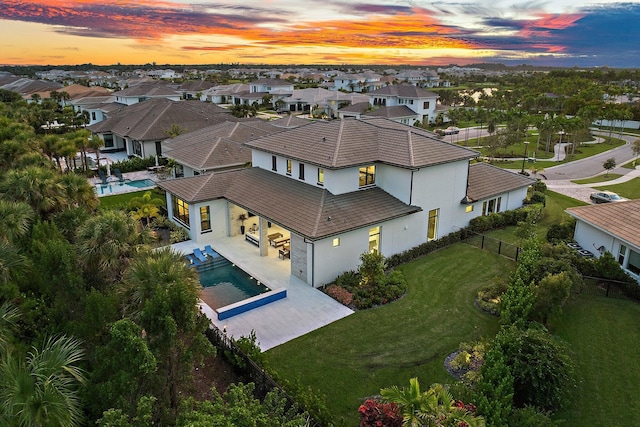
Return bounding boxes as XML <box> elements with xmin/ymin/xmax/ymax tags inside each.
<box><xmin>544</xmin><ymin>166</ymin><xmax>640</xmax><ymax>203</ymax></box>
<box><xmin>172</xmin><ymin>236</ymin><xmax>354</xmax><ymax>351</ymax></box>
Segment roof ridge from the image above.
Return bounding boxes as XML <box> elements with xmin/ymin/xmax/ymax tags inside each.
<box><xmin>407</xmin><ymin>129</ymin><xmax>415</xmax><ymax>167</ymax></box>
<box><xmin>200</xmin><ymin>136</ymin><xmax>223</xmax><ymax>168</ymax></box>
<box><xmin>229</xmin><ymin>121</ymin><xmax>240</xmax><ymax>137</ymax></box>
<box><xmin>311</xmin><ymin>190</ymin><xmax>328</xmax><ymax>237</ymax></box>
<box><xmin>142</xmin><ymin>100</ymin><xmax>173</xmax><ymax>139</ymax></box>
<box><xmin>332</xmin><ymin>120</ymin><xmax>345</xmax><ymax>167</ymax></box>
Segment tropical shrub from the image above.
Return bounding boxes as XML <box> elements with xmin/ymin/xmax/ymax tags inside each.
<box><xmin>475</xmin><ymin>279</ymin><xmax>507</xmax><ymax>316</ymax></box>
<box><xmin>545</xmin><ymin>221</ymin><xmax>575</xmax><ymax>243</ymax></box>
<box><xmin>358</xmin><ymin>399</ymin><xmax>402</xmax><ymax>427</ymax></box>
<box><xmin>325</xmin><ymin>285</ymin><xmax>353</xmax><ymax>306</ymax></box>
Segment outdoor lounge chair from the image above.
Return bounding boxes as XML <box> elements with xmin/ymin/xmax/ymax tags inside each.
<box><xmin>114</xmin><ymin>168</ymin><xmax>125</xmax><ymax>183</ymax></box>
<box><xmin>185</xmin><ymin>254</ymin><xmax>201</xmax><ymax>266</ymax></box>
<box><xmin>193</xmin><ymin>248</ymin><xmax>207</xmax><ymax>262</ymax></box>
<box><xmin>97</xmin><ymin>169</ymin><xmax>108</xmax><ymax>185</ymax></box>
<box><xmin>204</xmin><ymin>245</ymin><xmax>219</xmax><ymax>258</ymax></box>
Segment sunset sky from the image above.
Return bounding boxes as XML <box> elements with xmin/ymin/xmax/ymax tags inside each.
<box><xmin>1</xmin><ymin>0</ymin><xmax>639</xmax><ymax>67</ymax></box>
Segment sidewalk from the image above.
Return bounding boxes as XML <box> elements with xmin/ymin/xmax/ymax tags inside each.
<box><xmin>545</xmin><ymin>166</ymin><xmax>639</xmax><ymax>202</ymax></box>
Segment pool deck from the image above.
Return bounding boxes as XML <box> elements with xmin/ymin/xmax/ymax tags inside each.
<box><xmin>92</xmin><ymin>170</ymin><xmax>160</xmax><ymax>197</ymax></box>
<box><xmin>171</xmin><ymin>236</ymin><xmax>354</xmax><ymax>351</ymax></box>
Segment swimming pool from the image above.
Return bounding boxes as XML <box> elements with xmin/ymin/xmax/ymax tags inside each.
<box><xmin>198</xmin><ymin>264</ymin><xmax>271</xmax><ymax>309</ymax></box>
<box><xmin>95</xmin><ymin>178</ymin><xmax>157</xmax><ymax>195</ymax></box>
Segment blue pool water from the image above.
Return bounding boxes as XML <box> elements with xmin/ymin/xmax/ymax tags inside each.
<box><xmin>198</xmin><ymin>263</ymin><xmax>271</xmax><ymax>309</ymax></box>
<box><xmin>127</xmin><ymin>179</ymin><xmax>156</xmax><ymax>188</ymax></box>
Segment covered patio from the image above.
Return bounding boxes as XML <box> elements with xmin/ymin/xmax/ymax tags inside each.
<box><xmin>171</xmin><ymin>235</ymin><xmax>353</xmax><ymax>351</ymax></box>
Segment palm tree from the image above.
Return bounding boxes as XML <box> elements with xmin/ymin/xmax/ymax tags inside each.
<box><xmin>0</xmin><ymin>335</ymin><xmax>86</xmax><ymax>427</ymax></box>
<box><xmin>381</xmin><ymin>378</ymin><xmax>485</xmax><ymax>427</ymax></box>
<box><xmin>0</xmin><ymin>200</ymin><xmax>34</xmax><ymax>243</ymax></box>
<box><xmin>631</xmin><ymin>138</ymin><xmax>640</xmax><ymax>166</ymax></box>
<box><xmin>57</xmin><ymin>173</ymin><xmax>99</xmax><ymax>212</ymax></box>
<box><xmin>76</xmin><ymin>210</ymin><xmax>151</xmax><ymax>282</ymax></box>
<box><xmin>129</xmin><ymin>190</ymin><xmax>162</xmax><ymax>227</ymax></box>
<box><xmin>0</xmin><ymin>167</ymin><xmax>64</xmax><ymax>217</ymax></box>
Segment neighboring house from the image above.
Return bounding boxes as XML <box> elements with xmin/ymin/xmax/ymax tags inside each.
<box><xmin>566</xmin><ymin>200</ymin><xmax>640</xmax><ymax>283</ymax></box>
<box><xmin>332</xmin><ymin>72</ymin><xmax>383</xmax><ymax>92</ymax></box>
<box><xmin>0</xmin><ymin>77</ymin><xmax>63</xmax><ymax>101</ymax></box>
<box><xmin>230</xmin><ymin>78</ymin><xmax>295</xmax><ymax>105</ymax></box>
<box><xmin>113</xmin><ymin>82</ymin><xmax>181</xmax><ymax>105</ymax></box>
<box><xmin>277</xmin><ymin>88</ymin><xmax>369</xmax><ymax>116</ymax></box>
<box><xmin>88</xmin><ymin>98</ymin><xmax>232</xmax><ymax>158</ymax></box>
<box><xmin>69</xmin><ymin>95</ymin><xmax>118</xmax><ymax>125</ymax></box>
<box><xmin>367</xmin><ymin>84</ymin><xmax>439</xmax><ymax>125</ymax></box>
<box><xmin>159</xmin><ymin>118</ymin><xmax>533</xmax><ymax>287</ymax></box>
<box><xmin>30</xmin><ymin>84</ymin><xmax>112</xmax><ymax>107</ymax></box>
<box><xmin>362</xmin><ymin>105</ymin><xmax>418</xmax><ymax>126</ymax></box>
<box><xmin>163</xmin><ymin>120</ymin><xmax>286</xmax><ymax>177</ymax></box>
<box><xmin>203</xmin><ymin>83</ymin><xmax>249</xmax><ymax>104</ymax></box>
<box><xmin>337</xmin><ymin>102</ymin><xmax>371</xmax><ymax>119</ymax></box>
<box><xmin>177</xmin><ymin>80</ymin><xmax>217</xmax><ymax>100</ymax></box>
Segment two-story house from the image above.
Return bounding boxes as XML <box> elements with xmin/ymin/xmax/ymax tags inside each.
<box><xmin>367</xmin><ymin>84</ymin><xmax>439</xmax><ymax>125</ymax></box>
<box><xmin>113</xmin><ymin>82</ymin><xmax>181</xmax><ymax>106</ymax></box>
<box><xmin>158</xmin><ymin>118</ymin><xmax>533</xmax><ymax>287</ymax></box>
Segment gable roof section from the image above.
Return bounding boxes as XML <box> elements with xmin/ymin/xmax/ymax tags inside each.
<box><xmin>113</xmin><ymin>83</ymin><xmax>179</xmax><ymax>97</ymax></box>
<box><xmin>164</xmin><ymin>120</ymin><xmax>284</xmax><ymax>170</ymax></box>
<box><xmin>363</xmin><ymin>105</ymin><xmax>417</xmax><ymax>119</ymax></box>
<box><xmin>368</xmin><ymin>84</ymin><xmax>437</xmax><ymax>98</ymax></box>
<box><xmin>88</xmin><ymin>98</ymin><xmax>232</xmax><ymax>141</ymax></box>
<box><xmin>566</xmin><ymin>199</ymin><xmax>640</xmax><ymax>248</ymax></box>
<box><xmin>270</xmin><ymin>115</ymin><xmax>311</xmax><ymax>128</ymax></box>
<box><xmin>245</xmin><ymin>117</ymin><xmax>478</xmax><ymax>169</ymax></box>
<box><xmin>159</xmin><ymin>168</ymin><xmax>421</xmax><ymax>239</ymax></box>
<box><xmin>466</xmin><ymin>163</ymin><xmax>535</xmax><ymax>202</ymax></box>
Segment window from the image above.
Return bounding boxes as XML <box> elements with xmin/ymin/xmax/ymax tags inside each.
<box><xmin>172</xmin><ymin>196</ymin><xmax>190</xmax><ymax>227</ymax></box>
<box><xmin>299</xmin><ymin>163</ymin><xmax>305</xmax><ymax>180</ymax></box>
<box><xmin>200</xmin><ymin>206</ymin><xmax>211</xmax><ymax>232</ymax></box>
<box><xmin>333</xmin><ymin>238</ymin><xmax>340</xmax><ymax>247</ymax></box>
<box><xmin>91</xmin><ymin>111</ymin><xmax>96</xmax><ymax>121</ymax></box>
<box><xmin>132</xmin><ymin>140</ymin><xmax>142</xmax><ymax>157</ymax></box>
<box><xmin>286</xmin><ymin>159</ymin><xmax>292</xmax><ymax>175</ymax></box>
<box><xmin>423</xmin><ymin>101</ymin><xmax>430</xmax><ymax>109</ymax></box>
<box><xmin>465</xmin><ymin>205</ymin><xmax>474</xmax><ymax>213</ymax></box>
<box><xmin>628</xmin><ymin>249</ymin><xmax>640</xmax><ymax>275</ymax></box>
<box><xmin>482</xmin><ymin>197</ymin><xmax>502</xmax><ymax>215</ymax></box>
<box><xmin>369</xmin><ymin>226</ymin><xmax>380</xmax><ymax>254</ymax></box>
<box><xmin>427</xmin><ymin>209</ymin><xmax>439</xmax><ymax>241</ymax></box>
<box><xmin>618</xmin><ymin>244</ymin><xmax>627</xmax><ymax>265</ymax></box>
<box><xmin>103</xmin><ymin>134</ymin><xmax>114</xmax><ymax>148</ymax></box>
<box><xmin>359</xmin><ymin>165</ymin><xmax>376</xmax><ymax>187</ymax></box>
<box><xmin>317</xmin><ymin>168</ymin><xmax>324</xmax><ymax>186</ymax></box>
<box><xmin>271</xmin><ymin>155</ymin><xmax>277</xmax><ymax>171</ymax></box>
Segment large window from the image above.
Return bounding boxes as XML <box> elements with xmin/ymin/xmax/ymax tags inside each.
<box><xmin>628</xmin><ymin>250</ymin><xmax>640</xmax><ymax>275</ymax></box>
<box><xmin>359</xmin><ymin>165</ymin><xmax>376</xmax><ymax>187</ymax></box>
<box><xmin>482</xmin><ymin>196</ymin><xmax>502</xmax><ymax>215</ymax></box>
<box><xmin>299</xmin><ymin>163</ymin><xmax>305</xmax><ymax>180</ymax></box>
<box><xmin>200</xmin><ymin>206</ymin><xmax>211</xmax><ymax>232</ymax></box>
<box><xmin>427</xmin><ymin>208</ymin><xmax>439</xmax><ymax>241</ymax></box>
<box><xmin>317</xmin><ymin>168</ymin><xmax>324</xmax><ymax>186</ymax></box>
<box><xmin>172</xmin><ymin>196</ymin><xmax>190</xmax><ymax>227</ymax></box>
<box><xmin>132</xmin><ymin>140</ymin><xmax>142</xmax><ymax>157</ymax></box>
<box><xmin>369</xmin><ymin>226</ymin><xmax>380</xmax><ymax>254</ymax></box>
<box><xmin>271</xmin><ymin>155</ymin><xmax>277</xmax><ymax>171</ymax></box>
<box><xmin>286</xmin><ymin>159</ymin><xmax>292</xmax><ymax>175</ymax></box>
<box><xmin>423</xmin><ymin>101</ymin><xmax>430</xmax><ymax>109</ymax></box>
<box><xmin>103</xmin><ymin>134</ymin><xmax>114</xmax><ymax>148</ymax></box>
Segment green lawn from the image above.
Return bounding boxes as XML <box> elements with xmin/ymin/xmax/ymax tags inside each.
<box><xmin>599</xmin><ymin>178</ymin><xmax>640</xmax><ymax>200</ymax></box>
<box><xmin>552</xmin><ymin>295</ymin><xmax>640</xmax><ymax>426</ymax></box>
<box><xmin>572</xmin><ymin>174</ymin><xmax>622</xmax><ymax>184</ymax></box>
<box><xmin>98</xmin><ymin>189</ymin><xmax>166</xmax><ymax>211</ymax></box>
<box><xmin>266</xmin><ymin>245</ymin><xmax>513</xmax><ymax>426</ymax></box>
<box><xmin>622</xmin><ymin>160</ymin><xmax>638</xmax><ymax>169</ymax></box>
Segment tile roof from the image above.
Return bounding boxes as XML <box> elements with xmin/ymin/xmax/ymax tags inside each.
<box><xmin>88</xmin><ymin>98</ymin><xmax>233</xmax><ymax>141</ymax></box>
<box><xmin>159</xmin><ymin>168</ymin><xmax>421</xmax><ymax>239</ymax></box>
<box><xmin>338</xmin><ymin>102</ymin><xmax>370</xmax><ymax>114</ymax></box>
<box><xmin>113</xmin><ymin>82</ymin><xmax>180</xmax><ymax>97</ymax></box>
<box><xmin>465</xmin><ymin>163</ymin><xmax>535</xmax><ymax>202</ymax></box>
<box><xmin>245</xmin><ymin>117</ymin><xmax>478</xmax><ymax>169</ymax></box>
<box><xmin>566</xmin><ymin>199</ymin><xmax>640</xmax><ymax>248</ymax></box>
<box><xmin>368</xmin><ymin>83</ymin><xmax>438</xmax><ymax>98</ymax></box>
<box><xmin>164</xmin><ymin>120</ymin><xmax>284</xmax><ymax>170</ymax></box>
<box><xmin>363</xmin><ymin>105</ymin><xmax>418</xmax><ymax>119</ymax></box>
<box><xmin>269</xmin><ymin>115</ymin><xmax>314</xmax><ymax>128</ymax></box>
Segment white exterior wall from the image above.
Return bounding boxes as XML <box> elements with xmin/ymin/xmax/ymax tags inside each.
<box><xmin>410</xmin><ymin>161</ymin><xmax>470</xmax><ymax>236</ymax></box>
<box><xmin>573</xmin><ymin>221</ymin><xmax>617</xmax><ymax>258</ymax></box>
<box><xmin>310</xmin><ymin>213</ymin><xmax>424</xmax><ymax>286</ymax></box>
<box><xmin>377</xmin><ymin>165</ymin><xmax>412</xmax><ymax>203</ymax></box>
<box><xmin>191</xmin><ymin>200</ymin><xmax>229</xmax><ymax>242</ymax></box>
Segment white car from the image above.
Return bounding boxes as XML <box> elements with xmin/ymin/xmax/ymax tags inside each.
<box><xmin>443</xmin><ymin>126</ymin><xmax>460</xmax><ymax>135</ymax></box>
<box><xmin>590</xmin><ymin>191</ymin><xmax>627</xmax><ymax>204</ymax></box>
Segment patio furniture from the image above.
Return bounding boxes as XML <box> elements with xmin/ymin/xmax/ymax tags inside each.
<box><xmin>271</xmin><ymin>236</ymin><xmax>290</xmax><ymax>248</ymax></box>
<box><xmin>204</xmin><ymin>245</ymin><xmax>219</xmax><ymax>258</ymax></box>
<box><xmin>97</xmin><ymin>169</ymin><xmax>108</xmax><ymax>185</ymax></box>
<box><xmin>245</xmin><ymin>232</ymin><xmax>259</xmax><ymax>246</ymax></box>
<box><xmin>268</xmin><ymin>232</ymin><xmax>283</xmax><ymax>245</ymax></box>
<box><xmin>114</xmin><ymin>168</ymin><xmax>125</xmax><ymax>184</ymax></box>
<box><xmin>279</xmin><ymin>244</ymin><xmax>290</xmax><ymax>260</ymax></box>
<box><xmin>193</xmin><ymin>248</ymin><xmax>207</xmax><ymax>262</ymax></box>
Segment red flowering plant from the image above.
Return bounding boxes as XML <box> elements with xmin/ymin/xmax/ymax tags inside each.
<box><xmin>358</xmin><ymin>399</ymin><xmax>402</xmax><ymax>427</ymax></box>
<box><xmin>325</xmin><ymin>284</ymin><xmax>353</xmax><ymax>306</ymax></box>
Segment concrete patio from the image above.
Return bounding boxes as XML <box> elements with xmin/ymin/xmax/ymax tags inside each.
<box><xmin>171</xmin><ymin>235</ymin><xmax>354</xmax><ymax>351</ymax></box>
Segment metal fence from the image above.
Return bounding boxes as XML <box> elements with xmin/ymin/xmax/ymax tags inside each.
<box><xmin>205</xmin><ymin>325</ymin><xmax>322</xmax><ymax>427</ymax></box>
<box><xmin>463</xmin><ymin>232</ymin><xmax>521</xmax><ymax>261</ymax></box>
<box><xmin>575</xmin><ymin>276</ymin><xmax>640</xmax><ymax>301</ymax></box>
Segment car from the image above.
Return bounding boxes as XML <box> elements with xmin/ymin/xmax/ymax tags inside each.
<box><xmin>443</xmin><ymin>126</ymin><xmax>460</xmax><ymax>135</ymax></box>
<box><xmin>590</xmin><ymin>191</ymin><xmax>627</xmax><ymax>204</ymax></box>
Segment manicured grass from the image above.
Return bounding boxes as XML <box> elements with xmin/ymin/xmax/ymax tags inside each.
<box><xmin>552</xmin><ymin>295</ymin><xmax>640</xmax><ymax>426</ymax></box>
<box><xmin>572</xmin><ymin>174</ymin><xmax>622</xmax><ymax>184</ymax></box>
<box><xmin>622</xmin><ymin>159</ymin><xmax>638</xmax><ymax>169</ymax></box>
<box><xmin>266</xmin><ymin>245</ymin><xmax>513</xmax><ymax>426</ymax></box>
<box><xmin>484</xmin><ymin>190</ymin><xmax>586</xmax><ymax>245</ymax></box>
<box><xmin>595</xmin><ymin>177</ymin><xmax>640</xmax><ymax>200</ymax></box>
<box><xmin>98</xmin><ymin>189</ymin><xmax>166</xmax><ymax>211</ymax></box>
